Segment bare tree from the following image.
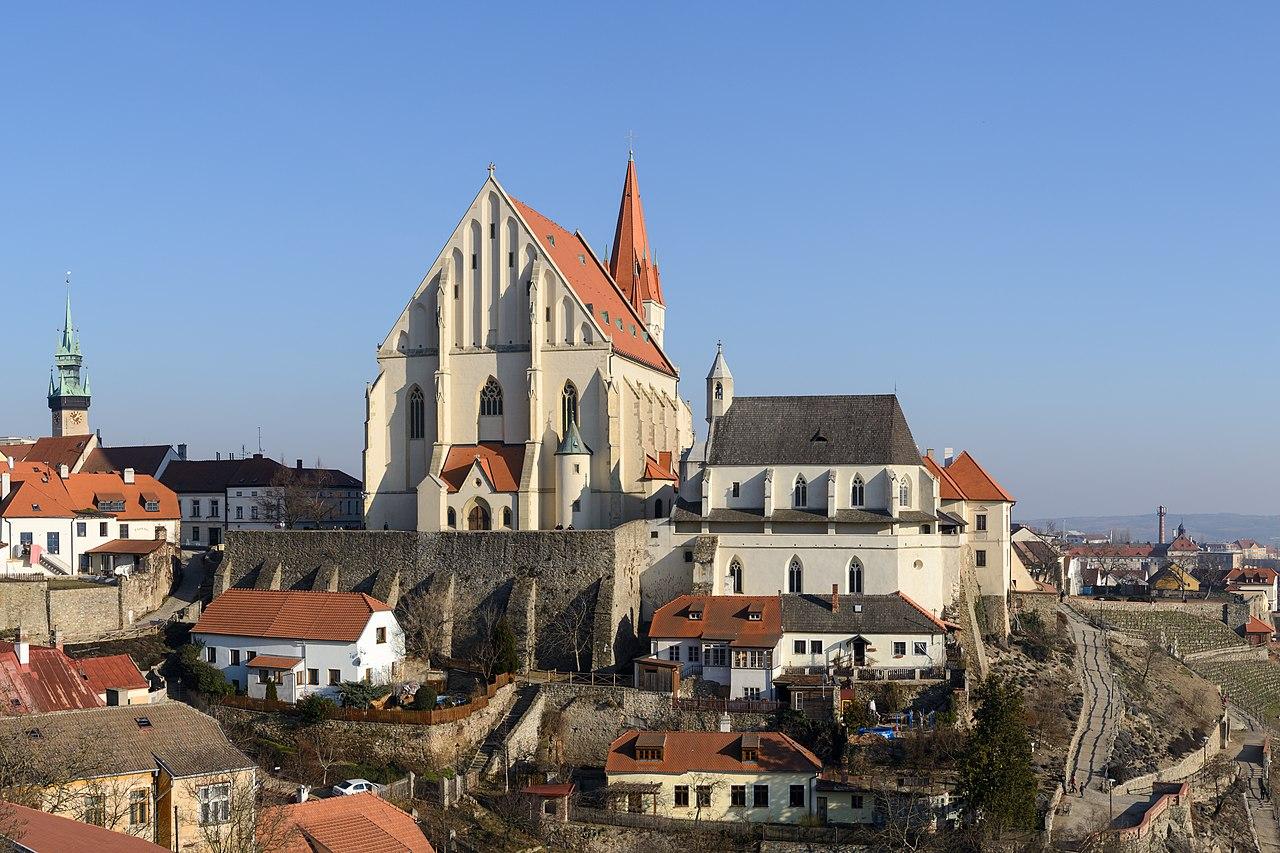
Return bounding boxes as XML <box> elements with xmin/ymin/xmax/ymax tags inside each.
<box><xmin>469</xmin><ymin>602</ymin><xmax>503</xmax><ymax>680</ymax></box>
<box><xmin>295</xmin><ymin>727</ymin><xmax>344</xmax><ymax>788</ymax></box>
<box><xmin>540</xmin><ymin>595</ymin><xmax>594</xmax><ymax>671</ymax></box>
<box><xmin>256</xmin><ymin>468</ymin><xmax>340</xmax><ymax>530</ymax></box>
<box><xmin>184</xmin><ymin>774</ymin><xmax>293</xmax><ymax>853</ymax></box>
<box><xmin>396</xmin><ymin>591</ymin><xmax>451</xmax><ymax>664</ymax></box>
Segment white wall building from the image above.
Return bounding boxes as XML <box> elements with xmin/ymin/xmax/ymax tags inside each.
<box><xmin>363</xmin><ymin>158</ymin><xmax>693</xmax><ymax>533</ymax></box>
<box><xmin>191</xmin><ymin>589</ymin><xmax>404</xmax><ymax>701</ymax></box>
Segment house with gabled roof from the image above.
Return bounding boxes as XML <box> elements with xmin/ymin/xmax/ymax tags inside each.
<box><xmin>262</xmin><ymin>791</ymin><xmax>434</xmax><ymax>852</ymax></box>
<box><xmin>191</xmin><ymin>589</ymin><xmax>404</xmax><ymax>701</ymax></box>
<box><xmin>362</xmin><ymin>156</ymin><xmax>693</xmax><ymax>534</ymax></box>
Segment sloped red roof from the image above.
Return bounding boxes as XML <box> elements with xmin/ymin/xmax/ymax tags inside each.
<box><xmin>439</xmin><ymin>443</ymin><xmax>524</xmax><ymax>493</ymax></box>
<box><xmin>649</xmin><ymin>595</ymin><xmax>781</xmax><ymax>648</ymax></box>
<box><xmin>608</xmin><ymin>158</ymin><xmax>664</xmax><ymax>311</ymax></box>
<box><xmin>1068</xmin><ymin>544</ymin><xmax>1155</xmax><ymax>558</ymax></box>
<box><xmin>249</xmin><ymin>655</ymin><xmax>303</xmax><ymax>670</ymax></box>
<box><xmin>1226</xmin><ymin>567</ymin><xmax>1279</xmax><ymax>585</ymax></box>
<box><xmin>1164</xmin><ymin>535</ymin><xmax>1199</xmax><ymax>552</ymax></box>
<box><xmin>76</xmin><ymin>653</ymin><xmax>149</xmax><ymax>694</ymax></box>
<box><xmin>265</xmin><ymin>792</ymin><xmax>434</xmax><ymax>853</ymax></box>
<box><xmin>85</xmin><ymin>538</ymin><xmax>169</xmax><ymax>556</ymax></box>
<box><xmin>943</xmin><ymin>451</ymin><xmax>1015</xmax><ymax>503</ymax></box>
<box><xmin>0</xmin><ymin>435</ymin><xmax>94</xmax><ymax>470</ymax></box>
<box><xmin>2</xmin><ymin>801</ymin><xmax>167</xmax><ymax>851</ymax></box>
<box><xmin>0</xmin><ymin>642</ymin><xmax>104</xmax><ymax>714</ymax></box>
<box><xmin>641</xmin><ymin>455</ymin><xmax>678</xmax><ymax>482</ymax></box>
<box><xmin>511</xmin><ymin>198</ymin><xmax>676</xmax><ymax>377</ymax></box>
<box><xmin>607</xmin><ymin>730</ymin><xmax>822</xmax><ymax>776</ymax></box>
<box><xmin>0</xmin><ymin>462</ymin><xmax>179</xmax><ymax>521</ymax></box>
<box><xmin>922</xmin><ymin>454</ymin><xmax>965</xmax><ymax>501</ymax></box>
<box><xmin>1245</xmin><ymin>616</ymin><xmax>1273</xmax><ymax>635</ymax></box>
<box><xmin>194</xmin><ymin>589</ymin><xmax>390</xmax><ymax>643</ymax></box>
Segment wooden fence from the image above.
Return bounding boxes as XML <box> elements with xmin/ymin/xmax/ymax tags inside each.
<box><xmin>220</xmin><ymin>672</ymin><xmax>513</xmax><ymax>726</ymax></box>
<box><xmin>525</xmin><ymin>670</ymin><xmax>633</xmax><ymax>687</ymax></box>
<box><xmin>568</xmin><ymin>805</ymin><xmax>858</xmax><ymax>843</ymax></box>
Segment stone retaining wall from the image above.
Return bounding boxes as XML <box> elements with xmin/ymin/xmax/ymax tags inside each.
<box><xmin>216</xmin><ymin>525</ymin><xmax>649</xmax><ymax>670</ymax></box>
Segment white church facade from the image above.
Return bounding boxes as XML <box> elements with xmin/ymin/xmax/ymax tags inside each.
<box><xmin>363</xmin><ymin>158</ymin><xmax>693</xmax><ymax>531</ymax></box>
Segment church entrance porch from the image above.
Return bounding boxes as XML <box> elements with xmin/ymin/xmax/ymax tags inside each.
<box><xmin>466</xmin><ymin>499</ymin><xmax>491</xmax><ymax>530</ymax></box>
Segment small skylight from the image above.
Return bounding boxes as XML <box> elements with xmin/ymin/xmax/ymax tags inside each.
<box><xmin>135</xmin><ymin>716</ymin><xmax>152</xmax><ymax>729</ymax></box>
<box><xmin>547</xmin><ymin>234</ymin><xmax>556</xmax><ymax>246</ymax></box>
<box><xmin>26</xmin><ymin>728</ymin><xmax>41</xmax><ymax>739</ymax></box>
<box><xmin>810</xmin><ymin>430</ymin><xmax>828</xmax><ymax>443</ymax></box>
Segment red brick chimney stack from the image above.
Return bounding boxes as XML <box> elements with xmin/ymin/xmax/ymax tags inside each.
<box><xmin>831</xmin><ymin>584</ymin><xmax>840</xmax><ymax>612</ymax></box>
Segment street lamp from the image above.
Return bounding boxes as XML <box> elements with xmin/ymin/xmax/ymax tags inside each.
<box><xmin>1106</xmin><ymin>777</ymin><xmax>1115</xmax><ymax>825</ymax></box>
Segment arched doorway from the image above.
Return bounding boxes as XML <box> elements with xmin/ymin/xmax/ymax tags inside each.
<box><xmin>466</xmin><ymin>499</ymin><xmax>491</xmax><ymax>531</ymax></box>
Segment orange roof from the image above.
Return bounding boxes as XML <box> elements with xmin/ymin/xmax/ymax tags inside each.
<box><xmin>439</xmin><ymin>443</ymin><xmax>524</xmax><ymax>493</ymax></box>
<box><xmin>607</xmin><ymin>730</ymin><xmax>822</xmax><ymax>776</ymax></box>
<box><xmin>0</xmin><ymin>642</ymin><xmax>104</xmax><ymax>714</ymax></box>
<box><xmin>85</xmin><ymin>538</ymin><xmax>169</xmax><ymax>556</ymax></box>
<box><xmin>0</xmin><ymin>435</ymin><xmax>95</xmax><ymax>470</ymax></box>
<box><xmin>922</xmin><ymin>454</ymin><xmax>965</xmax><ymax>501</ymax></box>
<box><xmin>0</xmin><ymin>462</ymin><xmax>179</xmax><ymax>521</ymax></box>
<box><xmin>511</xmin><ymin>198</ymin><xmax>676</xmax><ymax>377</ymax></box>
<box><xmin>250</xmin><ymin>655</ymin><xmax>303</xmax><ymax>670</ymax></box>
<box><xmin>193</xmin><ymin>589</ymin><xmax>391</xmax><ymax>643</ymax></box>
<box><xmin>265</xmin><ymin>792</ymin><xmax>434</xmax><ymax>853</ymax></box>
<box><xmin>1245</xmin><ymin>616</ymin><xmax>1273</xmax><ymax>635</ymax></box>
<box><xmin>1</xmin><ymin>801</ymin><xmax>167</xmax><ymax>851</ymax></box>
<box><xmin>641</xmin><ymin>455</ymin><xmax>678</xmax><ymax>482</ymax></box>
<box><xmin>943</xmin><ymin>451</ymin><xmax>1015</xmax><ymax>503</ymax></box>
<box><xmin>608</xmin><ymin>157</ymin><xmax>664</xmax><ymax>312</ymax></box>
<box><xmin>76</xmin><ymin>653</ymin><xmax>149</xmax><ymax>694</ymax></box>
<box><xmin>648</xmin><ymin>595</ymin><xmax>781</xmax><ymax>648</ymax></box>
<box><xmin>1227</xmin><ymin>567</ymin><xmax>1279</xmax><ymax>584</ymax></box>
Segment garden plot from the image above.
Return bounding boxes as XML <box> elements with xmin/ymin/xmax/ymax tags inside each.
<box><xmin>1089</xmin><ymin>608</ymin><xmax>1245</xmax><ymax>656</ymax></box>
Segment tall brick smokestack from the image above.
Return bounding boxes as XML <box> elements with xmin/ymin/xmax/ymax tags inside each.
<box><xmin>1158</xmin><ymin>505</ymin><xmax>1167</xmax><ymax>544</ymax></box>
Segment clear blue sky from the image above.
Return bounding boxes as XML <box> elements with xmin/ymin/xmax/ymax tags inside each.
<box><xmin>3</xmin><ymin>5</ymin><xmax>1277</xmax><ymax>520</ymax></box>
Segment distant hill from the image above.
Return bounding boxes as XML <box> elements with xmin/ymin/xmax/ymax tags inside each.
<box><xmin>1018</xmin><ymin>513</ymin><xmax>1280</xmax><ymax>545</ymax></box>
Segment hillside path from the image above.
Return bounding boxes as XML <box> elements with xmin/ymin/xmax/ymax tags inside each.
<box><xmin>1062</xmin><ymin>604</ymin><xmax>1119</xmax><ymax>795</ymax></box>
<box><xmin>1236</xmin><ymin>723</ymin><xmax>1280</xmax><ymax>853</ymax></box>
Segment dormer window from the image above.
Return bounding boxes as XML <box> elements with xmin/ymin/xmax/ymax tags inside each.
<box><xmin>740</xmin><ymin>733</ymin><xmax>760</xmax><ymax>763</ymax></box>
<box><xmin>687</xmin><ymin>608</ymin><xmax>703</xmax><ymax>621</ymax></box>
<box><xmin>635</xmin><ymin>732</ymin><xmax>665</xmax><ymax>762</ymax></box>
<box><xmin>145</xmin><ymin>501</ymin><xmax>159</xmax><ymax>512</ymax></box>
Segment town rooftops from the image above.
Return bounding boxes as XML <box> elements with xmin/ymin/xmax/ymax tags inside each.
<box><xmin>83</xmin><ymin>445</ymin><xmax>173</xmax><ymax>477</ymax></box>
<box><xmin>85</xmin><ymin>538</ymin><xmax>169</xmax><ymax>556</ymax></box>
<box><xmin>780</xmin><ymin>592</ymin><xmax>948</xmax><ymax>635</ymax></box>
<box><xmin>1226</xmin><ymin>567</ymin><xmax>1279</xmax><ymax>585</ymax></box>
<box><xmin>439</xmin><ymin>443</ymin><xmax>524</xmax><ymax>493</ymax></box>
<box><xmin>607</xmin><ymin>730</ymin><xmax>822</xmax><ymax>775</ymax></box>
<box><xmin>0</xmin><ymin>463</ymin><xmax>179</xmax><ymax>521</ymax></box>
<box><xmin>0</xmin><ymin>703</ymin><xmax>254</xmax><ymax>779</ymax></box>
<box><xmin>160</xmin><ymin>455</ymin><xmax>361</xmax><ymax>494</ymax></box>
<box><xmin>648</xmin><ymin>595</ymin><xmax>781</xmax><ymax>648</ymax></box>
<box><xmin>0</xmin><ymin>641</ymin><xmax>103</xmax><ymax>713</ymax></box>
<box><xmin>263</xmin><ymin>791</ymin><xmax>434</xmax><ymax>853</ymax></box>
<box><xmin>706</xmin><ymin>395</ymin><xmax>920</xmax><ymax>467</ymax></box>
<box><xmin>0</xmin><ymin>435</ymin><xmax>95</xmax><ymax>471</ymax></box>
<box><xmin>193</xmin><ymin>589</ymin><xmax>391</xmax><ymax>643</ymax></box>
<box><xmin>74</xmin><ymin>653</ymin><xmax>149</xmax><ymax>695</ymax></box>
<box><xmin>0</xmin><ymin>800</ymin><xmax>168</xmax><ymax>851</ymax></box>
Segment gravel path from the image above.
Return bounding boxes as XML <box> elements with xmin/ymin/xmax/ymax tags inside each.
<box><xmin>1237</xmin><ymin>723</ymin><xmax>1280</xmax><ymax>852</ymax></box>
<box><xmin>1062</xmin><ymin>604</ymin><xmax>1119</xmax><ymax>795</ymax></box>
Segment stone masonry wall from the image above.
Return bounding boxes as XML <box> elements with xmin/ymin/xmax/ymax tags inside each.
<box><xmin>0</xmin><ymin>581</ymin><xmax>50</xmax><ymax>642</ymax></box>
<box><xmin>48</xmin><ymin>584</ymin><xmax>121</xmax><ymax>639</ymax></box>
<box><xmin>216</xmin><ymin>524</ymin><xmax>650</xmax><ymax>670</ymax></box>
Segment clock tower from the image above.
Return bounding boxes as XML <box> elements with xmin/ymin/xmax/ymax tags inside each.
<box><xmin>48</xmin><ymin>285</ymin><xmax>91</xmax><ymax>437</ymax></box>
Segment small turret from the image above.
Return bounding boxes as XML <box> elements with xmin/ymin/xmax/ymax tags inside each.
<box><xmin>555</xmin><ymin>420</ymin><xmax>592</xmax><ymax>528</ymax></box>
<box><xmin>706</xmin><ymin>342</ymin><xmax>734</xmax><ymax>439</ymax></box>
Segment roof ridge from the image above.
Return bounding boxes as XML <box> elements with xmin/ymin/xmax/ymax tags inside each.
<box><xmin>893</xmin><ymin>591</ymin><xmax>947</xmax><ymax>632</ymax></box>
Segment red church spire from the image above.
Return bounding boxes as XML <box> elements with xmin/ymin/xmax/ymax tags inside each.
<box><xmin>609</xmin><ymin>153</ymin><xmax>664</xmax><ymax>313</ymax></box>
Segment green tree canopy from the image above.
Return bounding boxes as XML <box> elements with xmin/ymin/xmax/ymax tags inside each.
<box><xmin>957</xmin><ymin>676</ymin><xmax>1038</xmax><ymax>838</ymax></box>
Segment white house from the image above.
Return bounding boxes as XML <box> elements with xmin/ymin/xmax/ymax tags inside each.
<box><xmin>0</xmin><ymin>459</ymin><xmax>180</xmax><ymax>577</ymax></box>
<box><xmin>191</xmin><ymin>589</ymin><xmax>404</xmax><ymax>702</ymax></box>
<box><xmin>647</xmin><ymin>595</ymin><xmax>782</xmax><ymax>701</ymax></box>
<box><xmin>605</xmin><ymin>730</ymin><xmax>821</xmax><ymax>823</ymax></box>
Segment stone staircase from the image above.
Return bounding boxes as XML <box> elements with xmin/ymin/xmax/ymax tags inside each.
<box><xmin>38</xmin><ymin>551</ymin><xmax>72</xmax><ymax>576</ymax></box>
<box><xmin>466</xmin><ymin>684</ymin><xmax>540</xmax><ymax>779</ymax></box>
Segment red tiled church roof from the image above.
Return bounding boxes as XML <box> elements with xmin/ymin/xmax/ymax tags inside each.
<box><xmin>608</xmin><ymin>157</ymin><xmax>664</xmax><ymax>312</ymax></box>
<box><xmin>942</xmin><ymin>451</ymin><xmax>1015</xmax><ymax>503</ymax></box>
<box><xmin>194</xmin><ymin>589</ymin><xmax>390</xmax><ymax>643</ymax></box>
<box><xmin>439</xmin><ymin>443</ymin><xmax>524</xmax><ymax>494</ymax></box>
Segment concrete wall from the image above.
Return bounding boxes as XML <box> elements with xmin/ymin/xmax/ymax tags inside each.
<box><xmin>215</xmin><ymin>524</ymin><xmax>649</xmax><ymax>670</ymax></box>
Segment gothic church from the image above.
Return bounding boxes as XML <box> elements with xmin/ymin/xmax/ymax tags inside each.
<box><xmin>363</xmin><ymin>157</ymin><xmax>693</xmax><ymax>531</ymax></box>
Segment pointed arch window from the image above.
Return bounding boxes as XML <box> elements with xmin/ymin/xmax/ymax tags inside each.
<box><xmin>408</xmin><ymin>387</ymin><xmax>426</xmax><ymax>440</ymax></box>
<box><xmin>788</xmin><ymin>557</ymin><xmax>803</xmax><ymax>594</ymax></box>
<box><xmin>480</xmin><ymin>377</ymin><xmax>503</xmax><ymax>417</ymax></box>
<box><xmin>728</xmin><ymin>557</ymin><xmax>743</xmax><ymax>594</ymax></box>
<box><xmin>851</xmin><ymin>475</ymin><xmax>865</xmax><ymax>508</ymax></box>
<box><xmin>793</xmin><ymin>475</ymin><xmax>807</xmax><ymax>509</ymax></box>
<box><xmin>714</xmin><ymin>381</ymin><xmax>723</xmax><ymax>400</ymax></box>
<box><xmin>446</xmin><ymin>507</ymin><xmax>457</xmax><ymax>528</ymax></box>
<box><xmin>562</xmin><ymin>382</ymin><xmax>579</xmax><ymax>433</ymax></box>
<box><xmin>849</xmin><ymin>558</ymin><xmax>864</xmax><ymax>594</ymax></box>
<box><xmin>653</xmin><ymin>498</ymin><xmax>664</xmax><ymax>519</ymax></box>
<box><xmin>502</xmin><ymin>506</ymin><xmax>513</xmax><ymax>528</ymax></box>
<box><xmin>898</xmin><ymin>476</ymin><xmax>910</xmax><ymax>508</ymax></box>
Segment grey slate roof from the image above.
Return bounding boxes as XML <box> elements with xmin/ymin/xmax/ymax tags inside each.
<box><xmin>707</xmin><ymin>395</ymin><xmax>920</xmax><ymax>466</ymax></box>
<box><xmin>781</xmin><ymin>593</ymin><xmax>945</xmax><ymax>635</ymax></box>
<box><xmin>0</xmin><ymin>702</ymin><xmax>255</xmax><ymax>779</ymax></box>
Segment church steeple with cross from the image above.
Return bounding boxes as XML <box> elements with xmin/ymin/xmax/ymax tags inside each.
<box><xmin>608</xmin><ymin>144</ymin><xmax>666</xmax><ymax>346</ymax></box>
<box><xmin>48</xmin><ymin>273</ymin><xmax>91</xmax><ymax>437</ymax></box>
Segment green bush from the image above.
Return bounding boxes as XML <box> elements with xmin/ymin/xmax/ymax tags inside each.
<box><xmin>337</xmin><ymin>681</ymin><xmax>393</xmax><ymax>709</ymax></box>
<box><xmin>411</xmin><ymin>685</ymin><xmax>437</xmax><ymax>711</ymax></box>
<box><xmin>493</xmin><ymin>619</ymin><xmax>519</xmax><ymax>675</ymax></box>
<box><xmin>296</xmin><ymin>694</ymin><xmax>337</xmax><ymax>725</ymax></box>
<box><xmin>176</xmin><ymin>642</ymin><xmax>232</xmax><ymax>697</ymax></box>
<box><xmin>265</xmin><ymin>680</ymin><xmax>278</xmax><ymax>702</ymax></box>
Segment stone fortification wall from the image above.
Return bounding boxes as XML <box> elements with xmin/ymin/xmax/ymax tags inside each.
<box><xmin>0</xmin><ymin>581</ymin><xmax>50</xmax><ymax>641</ymax></box>
<box><xmin>48</xmin><ymin>584</ymin><xmax>120</xmax><ymax>639</ymax></box>
<box><xmin>216</xmin><ymin>524</ymin><xmax>648</xmax><ymax>670</ymax></box>
<box><xmin>1066</xmin><ymin>596</ymin><xmax>1253</xmax><ymax>632</ymax></box>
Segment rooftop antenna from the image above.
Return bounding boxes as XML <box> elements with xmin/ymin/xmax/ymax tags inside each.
<box><xmin>257</xmin><ymin>426</ymin><xmax>263</xmax><ymax>454</ymax></box>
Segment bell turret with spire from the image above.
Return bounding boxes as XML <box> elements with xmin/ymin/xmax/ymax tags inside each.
<box><xmin>48</xmin><ymin>274</ymin><xmax>91</xmax><ymax>437</ymax></box>
<box><xmin>608</xmin><ymin>152</ymin><xmax>666</xmax><ymax>347</ymax></box>
<box><xmin>706</xmin><ymin>342</ymin><xmax>733</xmax><ymax>441</ymax></box>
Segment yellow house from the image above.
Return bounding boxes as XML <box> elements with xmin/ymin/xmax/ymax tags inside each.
<box><xmin>0</xmin><ymin>703</ymin><xmax>257</xmax><ymax>852</ymax></box>
<box><xmin>604</xmin><ymin>730</ymin><xmax>822</xmax><ymax>824</ymax></box>
<box><xmin>1150</xmin><ymin>563</ymin><xmax>1200</xmax><ymax>594</ymax></box>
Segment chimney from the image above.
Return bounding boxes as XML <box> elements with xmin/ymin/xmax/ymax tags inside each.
<box><xmin>832</xmin><ymin>584</ymin><xmax>840</xmax><ymax>612</ymax></box>
<box><xmin>51</xmin><ymin>630</ymin><xmax>63</xmax><ymax>652</ymax></box>
<box><xmin>1158</xmin><ymin>505</ymin><xmax>1167</xmax><ymax>545</ymax></box>
<box><xmin>718</xmin><ymin>713</ymin><xmax>732</xmax><ymax>733</ymax></box>
<box><xmin>58</xmin><ymin>464</ymin><xmax>69</xmax><ymax>479</ymax></box>
<box><xmin>253</xmin><ymin>453</ymin><xmax>263</xmax><ymax>460</ymax></box>
<box><xmin>925</xmin><ymin>448</ymin><xmax>934</xmax><ymax>459</ymax></box>
<box><xmin>123</xmin><ymin>467</ymin><xmax>135</xmax><ymax>485</ymax></box>
<box><xmin>297</xmin><ymin>785</ymin><xmax>309</xmax><ymax>803</ymax></box>
<box><xmin>1</xmin><ymin>472</ymin><xmax>9</xmax><ymax>501</ymax></box>
<box><xmin>216</xmin><ymin>451</ymin><xmax>221</xmax><ymax>460</ymax></box>
<box><xmin>943</xmin><ymin>447</ymin><xmax>955</xmax><ymax>466</ymax></box>
<box><xmin>15</xmin><ymin>629</ymin><xmax>29</xmax><ymax>667</ymax></box>
<box><xmin>296</xmin><ymin>459</ymin><xmax>303</xmax><ymax>471</ymax></box>
<box><xmin>178</xmin><ymin>444</ymin><xmax>188</xmax><ymax>461</ymax></box>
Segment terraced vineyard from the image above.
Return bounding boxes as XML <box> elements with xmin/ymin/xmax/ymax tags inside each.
<box><xmin>1087</xmin><ymin>607</ymin><xmax>1246</xmax><ymax>655</ymax></box>
<box><xmin>1191</xmin><ymin>659</ymin><xmax>1280</xmax><ymax>722</ymax></box>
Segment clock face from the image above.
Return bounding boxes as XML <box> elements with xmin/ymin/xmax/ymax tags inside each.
<box><xmin>68</xmin><ymin>411</ymin><xmax>83</xmax><ymax>425</ymax></box>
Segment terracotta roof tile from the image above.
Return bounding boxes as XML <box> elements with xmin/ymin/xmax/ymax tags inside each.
<box><xmin>641</xmin><ymin>455</ymin><xmax>678</xmax><ymax>482</ymax></box>
<box><xmin>922</xmin><ymin>454</ymin><xmax>965</xmax><ymax>500</ymax></box>
<box><xmin>0</xmin><ymin>463</ymin><xmax>179</xmax><ymax>521</ymax></box>
<box><xmin>75</xmin><ymin>653</ymin><xmax>149</xmax><ymax>694</ymax></box>
<box><xmin>1</xmin><ymin>801</ymin><xmax>168</xmax><ymax>851</ymax></box>
<box><xmin>439</xmin><ymin>443</ymin><xmax>524</xmax><ymax>494</ymax></box>
<box><xmin>1226</xmin><ymin>567</ymin><xmax>1279</xmax><ymax>585</ymax></box>
<box><xmin>194</xmin><ymin>589</ymin><xmax>390</xmax><ymax>643</ymax></box>
<box><xmin>648</xmin><ymin>595</ymin><xmax>781</xmax><ymax>648</ymax></box>
<box><xmin>265</xmin><ymin>792</ymin><xmax>434</xmax><ymax>853</ymax></box>
<box><xmin>0</xmin><ymin>435</ymin><xmax>94</xmax><ymax>470</ymax></box>
<box><xmin>85</xmin><ymin>538</ymin><xmax>169</xmax><ymax>556</ymax></box>
<box><xmin>250</xmin><ymin>655</ymin><xmax>303</xmax><ymax>670</ymax></box>
<box><xmin>607</xmin><ymin>730</ymin><xmax>822</xmax><ymax>775</ymax></box>
<box><xmin>511</xmin><ymin>198</ymin><xmax>676</xmax><ymax>377</ymax></box>
<box><xmin>943</xmin><ymin>451</ymin><xmax>1014</xmax><ymax>503</ymax></box>
<box><xmin>1245</xmin><ymin>616</ymin><xmax>1273</xmax><ymax>635</ymax></box>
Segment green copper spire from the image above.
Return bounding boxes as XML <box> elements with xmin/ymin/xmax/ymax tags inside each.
<box><xmin>49</xmin><ymin>274</ymin><xmax>90</xmax><ymax>405</ymax></box>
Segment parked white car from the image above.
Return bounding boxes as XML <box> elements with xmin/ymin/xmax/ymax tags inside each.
<box><xmin>332</xmin><ymin>779</ymin><xmax>378</xmax><ymax>797</ymax></box>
